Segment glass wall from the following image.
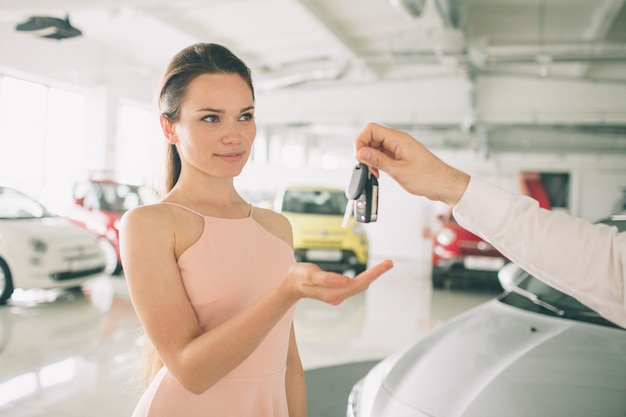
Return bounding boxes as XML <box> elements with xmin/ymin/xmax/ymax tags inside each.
<box><xmin>0</xmin><ymin>74</ymin><xmax>159</xmax><ymax>212</ymax></box>
<box><xmin>114</xmin><ymin>103</ymin><xmax>162</xmax><ymax>189</ymax></box>
<box><xmin>0</xmin><ymin>77</ymin><xmax>48</xmax><ymax>197</ymax></box>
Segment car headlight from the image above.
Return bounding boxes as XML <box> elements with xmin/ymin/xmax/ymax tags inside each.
<box><xmin>435</xmin><ymin>228</ymin><xmax>456</xmax><ymax>246</ymax></box>
<box><xmin>29</xmin><ymin>238</ymin><xmax>48</xmax><ymax>253</ymax></box>
<box><xmin>353</xmin><ymin>223</ymin><xmax>365</xmax><ymax>235</ymax></box>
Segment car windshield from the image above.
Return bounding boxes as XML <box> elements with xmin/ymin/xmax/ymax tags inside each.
<box><xmin>498</xmin><ymin>272</ymin><xmax>620</xmax><ymax>327</ymax></box>
<box><xmin>0</xmin><ymin>186</ymin><xmax>50</xmax><ymax>219</ymax></box>
<box><xmin>281</xmin><ymin>190</ymin><xmax>347</xmax><ymax>215</ymax></box>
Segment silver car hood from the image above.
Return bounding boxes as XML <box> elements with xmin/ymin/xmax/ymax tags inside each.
<box><xmin>380</xmin><ymin>300</ymin><xmax>626</xmax><ymax>417</ymax></box>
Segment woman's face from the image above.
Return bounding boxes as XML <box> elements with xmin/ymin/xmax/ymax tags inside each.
<box><xmin>163</xmin><ymin>73</ymin><xmax>256</xmax><ymax>179</ymax></box>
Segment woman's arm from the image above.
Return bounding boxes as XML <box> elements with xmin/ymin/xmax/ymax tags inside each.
<box><xmin>121</xmin><ymin>205</ymin><xmax>294</xmax><ymax>394</ymax></box>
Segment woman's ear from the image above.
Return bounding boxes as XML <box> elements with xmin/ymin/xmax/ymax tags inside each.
<box><xmin>160</xmin><ymin>115</ymin><xmax>178</xmax><ymax>144</ymax></box>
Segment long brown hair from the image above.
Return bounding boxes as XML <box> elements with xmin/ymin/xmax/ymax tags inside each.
<box><xmin>141</xmin><ymin>43</ymin><xmax>255</xmax><ymax>387</ymax></box>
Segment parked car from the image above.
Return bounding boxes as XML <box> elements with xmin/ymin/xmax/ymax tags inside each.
<box><xmin>274</xmin><ymin>186</ymin><xmax>369</xmax><ymax>275</ymax></box>
<box><xmin>430</xmin><ymin>210</ymin><xmax>507</xmax><ymax>288</ymax></box>
<box><xmin>0</xmin><ymin>185</ymin><xmax>106</xmax><ymax>304</ymax></box>
<box><xmin>64</xmin><ymin>176</ymin><xmax>155</xmax><ymax>275</ymax></box>
<box><xmin>347</xmin><ymin>214</ymin><xmax>626</xmax><ymax>417</ymax></box>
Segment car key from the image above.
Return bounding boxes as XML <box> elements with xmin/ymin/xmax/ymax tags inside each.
<box><xmin>342</xmin><ymin>163</ymin><xmax>373</xmax><ymax>228</ymax></box>
<box><xmin>341</xmin><ymin>198</ymin><xmax>354</xmax><ymax>229</ymax></box>
<box><xmin>355</xmin><ymin>170</ymin><xmax>378</xmax><ymax>223</ymax></box>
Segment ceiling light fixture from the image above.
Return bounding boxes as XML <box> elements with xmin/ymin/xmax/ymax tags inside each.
<box><xmin>15</xmin><ymin>14</ymin><xmax>82</xmax><ymax>40</ymax></box>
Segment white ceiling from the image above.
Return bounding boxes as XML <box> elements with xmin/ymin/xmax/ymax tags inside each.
<box><xmin>1</xmin><ymin>0</ymin><xmax>626</xmax><ymax>154</ymax></box>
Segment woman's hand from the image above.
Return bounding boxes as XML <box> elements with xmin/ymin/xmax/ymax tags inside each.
<box><xmin>281</xmin><ymin>259</ymin><xmax>394</xmax><ymax>305</ymax></box>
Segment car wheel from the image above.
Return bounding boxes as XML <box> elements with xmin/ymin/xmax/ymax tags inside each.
<box><xmin>0</xmin><ymin>258</ymin><xmax>14</xmax><ymax>305</ymax></box>
<box><xmin>99</xmin><ymin>237</ymin><xmax>122</xmax><ymax>275</ymax></box>
<box><xmin>431</xmin><ymin>268</ymin><xmax>447</xmax><ymax>289</ymax></box>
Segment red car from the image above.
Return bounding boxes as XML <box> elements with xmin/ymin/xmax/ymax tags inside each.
<box><xmin>64</xmin><ymin>176</ymin><xmax>155</xmax><ymax>275</ymax></box>
<box><xmin>430</xmin><ymin>210</ymin><xmax>507</xmax><ymax>288</ymax></box>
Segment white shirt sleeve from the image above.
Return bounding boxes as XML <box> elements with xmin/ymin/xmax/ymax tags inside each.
<box><xmin>452</xmin><ymin>176</ymin><xmax>626</xmax><ymax>328</ymax></box>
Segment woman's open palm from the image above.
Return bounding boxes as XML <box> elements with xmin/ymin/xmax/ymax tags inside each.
<box><xmin>285</xmin><ymin>260</ymin><xmax>394</xmax><ymax>305</ymax></box>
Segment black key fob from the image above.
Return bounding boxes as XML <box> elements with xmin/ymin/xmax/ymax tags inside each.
<box><xmin>346</xmin><ymin>163</ymin><xmax>369</xmax><ymax>199</ymax></box>
<box><xmin>347</xmin><ymin>163</ymin><xmax>378</xmax><ymax>223</ymax></box>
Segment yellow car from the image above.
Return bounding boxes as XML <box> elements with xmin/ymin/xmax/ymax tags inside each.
<box><xmin>274</xmin><ymin>186</ymin><xmax>369</xmax><ymax>275</ymax></box>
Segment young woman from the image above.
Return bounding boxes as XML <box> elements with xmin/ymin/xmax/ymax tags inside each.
<box><xmin>120</xmin><ymin>43</ymin><xmax>393</xmax><ymax>417</ymax></box>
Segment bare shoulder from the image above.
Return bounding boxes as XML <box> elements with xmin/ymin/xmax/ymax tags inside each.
<box><xmin>120</xmin><ymin>203</ymin><xmax>190</xmax><ymax>250</ymax></box>
<box><xmin>121</xmin><ymin>203</ymin><xmax>174</xmax><ymax>231</ymax></box>
<box><xmin>251</xmin><ymin>206</ymin><xmax>293</xmax><ymax>248</ymax></box>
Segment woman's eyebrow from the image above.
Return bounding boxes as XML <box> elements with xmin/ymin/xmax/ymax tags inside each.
<box><xmin>197</xmin><ymin>107</ymin><xmax>224</xmax><ymax>113</ymax></box>
<box><xmin>196</xmin><ymin>105</ymin><xmax>255</xmax><ymax>113</ymax></box>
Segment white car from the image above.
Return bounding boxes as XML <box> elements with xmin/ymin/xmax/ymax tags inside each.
<box><xmin>348</xmin><ymin>261</ymin><xmax>626</xmax><ymax>417</ymax></box>
<box><xmin>0</xmin><ymin>186</ymin><xmax>106</xmax><ymax>304</ymax></box>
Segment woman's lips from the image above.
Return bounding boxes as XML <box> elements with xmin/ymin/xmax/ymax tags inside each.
<box><xmin>215</xmin><ymin>151</ymin><xmax>245</xmax><ymax>162</ymax></box>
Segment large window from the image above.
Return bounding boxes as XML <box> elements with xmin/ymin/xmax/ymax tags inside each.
<box><xmin>43</xmin><ymin>87</ymin><xmax>86</xmax><ymax>211</ymax></box>
<box><xmin>0</xmin><ymin>76</ymin><xmax>161</xmax><ymax>212</ymax></box>
<box><xmin>115</xmin><ymin>103</ymin><xmax>161</xmax><ymax>188</ymax></box>
<box><xmin>0</xmin><ymin>76</ymin><xmax>85</xmax><ymax>211</ymax></box>
<box><xmin>0</xmin><ymin>77</ymin><xmax>47</xmax><ymax>193</ymax></box>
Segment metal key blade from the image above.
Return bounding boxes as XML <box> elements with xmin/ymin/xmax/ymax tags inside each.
<box><xmin>342</xmin><ymin>199</ymin><xmax>353</xmax><ymax>228</ymax></box>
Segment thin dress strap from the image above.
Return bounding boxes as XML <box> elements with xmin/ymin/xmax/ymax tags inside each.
<box><xmin>158</xmin><ymin>202</ymin><xmax>205</xmax><ymax>218</ymax></box>
<box><xmin>159</xmin><ymin>202</ymin><xmax>254</xmax><ymax>218</ymax></box>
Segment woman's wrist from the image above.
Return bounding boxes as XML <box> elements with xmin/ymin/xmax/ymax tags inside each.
<box><xmin>275</xmin><ymin>273</ymin><xmax>302</xmax><ymax>307</ymax></box>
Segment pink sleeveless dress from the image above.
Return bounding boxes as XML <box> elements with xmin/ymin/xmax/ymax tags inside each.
<box><xmin>131</xmin><ymin>203</ymin><xmax>297</xmax><ymax>417</ymax></box>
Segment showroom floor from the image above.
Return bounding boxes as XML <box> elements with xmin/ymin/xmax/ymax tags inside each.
<box><xmin>0</xmin><ymin>257</ymin><xmax>501</xmax><ymax>416</ymax></box>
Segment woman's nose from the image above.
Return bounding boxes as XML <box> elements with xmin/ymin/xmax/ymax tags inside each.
<box><xmin>221</xmin><ymin>123</ymin><xmax>243</xmax><ymax>144</ymax></box>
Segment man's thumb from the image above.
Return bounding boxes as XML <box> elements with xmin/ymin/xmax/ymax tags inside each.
<box><xmin>357</xmin><ymin>148</ymin><xmax>371</xmax><ymax>162</ymax></box>
<box><xmin>358</xmin><ymin>147</ymin><xmax>383</xmax><ymax>171</ymax></box>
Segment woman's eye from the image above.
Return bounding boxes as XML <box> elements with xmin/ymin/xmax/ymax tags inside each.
<box><xmin>240</xmin><ymin>112</ymin><xmax>254</xmax><ymax>122</ymax></box>
<box><xmin>202</xmin><ymin>114</ymin><xmax>219</xmax><ymax>123</ymax></box>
